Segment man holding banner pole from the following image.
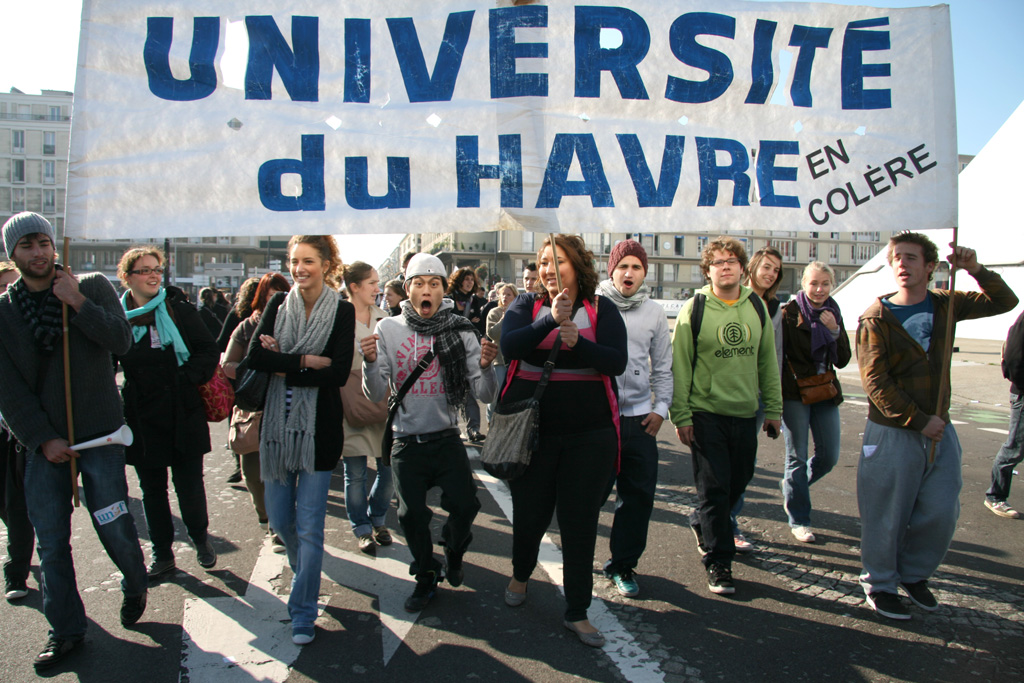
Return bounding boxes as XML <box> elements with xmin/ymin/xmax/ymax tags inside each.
<box><xmin>0</xmin><ymin>212</ymin><xmax>148</xmax><ymax>671</ymax></box>
<box><xmin>855</xmin><ymin>232</ymin><xmax>1017</xmax><ymax>620</ymax></box>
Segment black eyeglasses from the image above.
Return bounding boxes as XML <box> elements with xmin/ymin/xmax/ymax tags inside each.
<box><xmin>128</xmin><ymin>267</ymin><xmax>165</xmax><ymax>276</ymax></box>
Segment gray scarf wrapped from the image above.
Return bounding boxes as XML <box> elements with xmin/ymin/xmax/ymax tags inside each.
<box><xmin>260</xmin><ymin>285</ymin><xmax>338</xmax><ymax>483</ymax></box>
<box><xmin>597</xmin><ymin>278</ymin><xmax>649</xmax><ymax>312</ymax></box>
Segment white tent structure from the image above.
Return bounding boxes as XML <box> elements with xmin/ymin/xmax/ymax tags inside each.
<box><xmin>834</xmin><ymin>101</ymin><xmax>1024</xmax><ymax>341</ymax></box>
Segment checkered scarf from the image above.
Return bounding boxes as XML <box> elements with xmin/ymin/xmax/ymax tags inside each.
<box><xmin>8</xmin><ymin>266</ymin><xmax>64</xmax><ymax>353</ymax></box>
<box><xmin>401</xmin><ymin>300</ymin><xmax>477</xmax><ymax>411</ymax></box>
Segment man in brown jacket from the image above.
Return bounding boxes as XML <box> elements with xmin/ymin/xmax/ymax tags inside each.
<box><xmin>856</xmin><ymin>232</ymin><xmax>1018</xmax><ymax>620</ymax></box>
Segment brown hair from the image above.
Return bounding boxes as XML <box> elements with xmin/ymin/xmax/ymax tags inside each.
<box><xmin>887</xmin><ymin>232</ymin><xmax>938</xmax><ymax>281</ymax></box>
<box><xmin>385</xmin><ymin>279</ymin><xmax>407</xmax><ymax>301</ymax></box>
<box><xmin>537</xmin><ymin>235</ymin><xmax>599</xmax><ymax>302</ymax></box>
<box><xmin>745</xmin><ymin>246</ymin><xmax>784</xmax><ymax>300</ymax></box>
<box><xmin>700</xmin><ymin>236</ymin><xmax>748</xmax><ymax>281</ymax></box>
<box><xmin>287</xmin><ymin>235</ymin><xmax>343</xmax><ymax>290</ymax></box>
<box><xmin>234</xmin><ymin>277</ymin><xmax>260</xmax><ymax>318</ymax></box>
<box><xmin>117</xmin><ymin>245</ymin><xmax>165</xmax><ymax>285</ymax></box>
<box><xmin>252</xmin><ymin>273</ymin><xmax>291</xmax><ymax>314</ymax></box>
<box><xmin>0</xmin><ymin>261</ymin><xmax>17</xmax><ymax>278</ymax></box>
<box><xmin>342</xmin><ymin>261</ymin><xmax>375</xmax><ymax>289</ymax></box>
<box><xmin>447</xmin><ymin>266</ymin><xmax>477</xmax><ymax>295</ymax></box>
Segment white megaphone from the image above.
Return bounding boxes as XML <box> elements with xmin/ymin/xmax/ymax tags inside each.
<box><xmin>69</xmin><ymin>425</ymin><xmax>134</xmax><ymax>451</ymax></box>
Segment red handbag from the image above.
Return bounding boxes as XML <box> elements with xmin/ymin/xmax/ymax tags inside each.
<box><xmin>199</xmin><ymin>364</ymin><xmax>235</xmax><ymax>422</ymax></box>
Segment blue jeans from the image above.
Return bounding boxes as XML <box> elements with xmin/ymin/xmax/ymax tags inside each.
<box><xmin>987</xmin><ymin>392</ymin><xmax>1024</xmax><ymax>502</ymax></box>
<box><xmin>264</xmin><ymin>469</ymin><xmax>333</xmax><ymax>631</ymax></box>
<box><xmin>604</xmin><ymin>415</ymin><xmax>659</xmax><ymax>573</ymax></box>
<box><xmin>24</xmin><ymin>444</ymin><xmax>147</xmax><ymax>639</ymax></box>
<box><xmin>342</xmin><ymin>456</ymin><xmax>393</xmax><ymax>537</ymax></box>
<box><xmin>780</xmin><ymin>399</ymin><xmax>841</xmax><ymax>527</ymax></box>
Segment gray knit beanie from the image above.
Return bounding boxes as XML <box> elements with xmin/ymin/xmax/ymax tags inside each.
<box><xmin>3</xmin><ymin>212</ymin><xmax>56</xmax><ymax>257</ymax></box>
<box><xmin>403</xmin><ymin>253</ymin><xmax>447</xmax><ymax>289</ymax></box>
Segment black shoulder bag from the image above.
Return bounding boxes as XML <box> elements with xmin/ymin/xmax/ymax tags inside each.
<box><xmin>380</xmin><ymin>348</ymin><xmax>436</xmax><ymax>466</ymax></box>
<box><xmin>479</xmin><ymin>338</ymin><xmax>562</xmax><ymax>481</ymax></box>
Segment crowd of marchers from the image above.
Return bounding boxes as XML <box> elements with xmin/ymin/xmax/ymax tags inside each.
<box><xmin>1</xmin><ymin>211</ymin><xmax>1022</xmax><ymax>671</ymax></box>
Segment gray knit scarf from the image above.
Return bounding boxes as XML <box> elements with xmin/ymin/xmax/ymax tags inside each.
<box><xmin>9</xmin><ymin>266</ymin><xmax>65</xmax><ymax>353</ymax></box>
<box><xmin>260</xmin><ymin>285</ymin><xmax>338</xmax><ymax>483</ymax></box>
<box><xmin>597</xmin><ymin>278</ymin><xmax>649</xmax><ymax>312</ymax></box>
<box><xmin>401</xmin><ymin>299</ymin><xmax>476</xmax><ymax>411</ymax></box>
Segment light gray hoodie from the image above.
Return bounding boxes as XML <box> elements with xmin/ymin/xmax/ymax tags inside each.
<box><xmin>362</xmin><ymin>299</ymin><xmax>497</xmax><ymax>437</ymax></box>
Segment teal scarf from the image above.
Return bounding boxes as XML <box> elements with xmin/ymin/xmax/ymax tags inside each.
<box><xmin>121</xmin><ymin>288</ymin><xmax>191</xmax><ymax>366</ymax></box>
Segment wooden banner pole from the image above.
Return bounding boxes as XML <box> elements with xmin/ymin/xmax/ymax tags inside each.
<box><xmin>62</xmin><ymin>236</ymin><xmax>79</xmax><ymax>507</ymax></box>
<box><xmin>929</xmin><ymin>225</ymin><xmax>959</xmax><ymax>463</ymax></box>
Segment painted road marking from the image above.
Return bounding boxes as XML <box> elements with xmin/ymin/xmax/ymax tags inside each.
<box><xmin>951</xmin><ymin>420</ymin><xmax>968</xmax><ymax>425</ymax></box>
<box><xmin>980</xmin><ymin>428</ymin><xmax>1010</xmax><ymax>435</ymax></box>
<box><xmin>477</xmin><ymin>468</ymin><xmax>667</xmax><ymax>683</ymax></box>
<box><xmin>181</xmin><ymin>537</ymin><xmax>419</xmax><ymax>680</ymax></box>
<box><xmin>844</xmin><ymin>400</ymin><xmax>869</xmax><ymax>406</ymax></box>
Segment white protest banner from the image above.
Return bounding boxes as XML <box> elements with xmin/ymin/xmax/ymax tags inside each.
<box><xmin>66</xmin><ymin>0</ymin><xmax>956</xmax><ymax>238</ymax></box>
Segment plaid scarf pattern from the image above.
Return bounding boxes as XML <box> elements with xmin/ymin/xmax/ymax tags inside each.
<box><xmin>8</xmin><ymin>267</ymin><xmax>64</xmax><ymax>353</ymax></box>
<box><xmin>402</xmin><ymin>301</ymin><xmax>477</xmax><ymax>411</ymax></box>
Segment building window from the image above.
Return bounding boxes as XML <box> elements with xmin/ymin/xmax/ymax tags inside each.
<box><xmin>853</xmin><ymin>244</ymin><xmax>877</xmax><ymax>263</ymax></box>
<box><xmin>43</xmin><ymin>189</ymin><xmax>56</xmax><ymax>213</ymax></box>
<box><xmin>808</xmin><ymin>242</ymin><xmax>818</xmax><ymax>260</ymax></box>
<box><xmin>662</xmin><ymin>264</ymin><xmax>676</xmax><ymax>282</ymax></box>
<box><xmin>49</xmin><ymin>106</ymin><xmax>61</xmax><ymax>121</ymax></box>
<box><xmin>12</xmin><ymin>188</ymin><xmax>26</xmax><ymax>212</ymax></box>
<box><xmin>691</xmin><ymin>265</ymin><xmax>704</xmax><ymax>281</ymax></box>
<box><xmin>674</xmin><ymin>236</ymin><xmax>684</xmax><ymax>256</ymax></box>
<box><xmin>12</xmin><ymin>130</ymin><xmax>25</xmax><ymax>154</ymax></box>
<box><xmin>44</xmin><ymin>161</ymin><xmax>56</xmax><ymax>184</ymax></box>
<box><xmin>43</xmin><ymin>132</ymin><xmax>56</xmax><ymax>155</ymax></box>
<box><xmin>830</xmin><ymin>232</ymin><xmax>840</xmax><ymax>240</ymax></box>
<box><xmin>768</xmin><ymin>239</ymin><xmax>796</xmax><ymax>262</ymax></box>
<box><xmin>12</xmin><ymin>159</ymin><xmax>26</xmax><ymax>183</ymax></box>
<box><xmin>829</xmin><ymin>244</ymin><xmax>839</xmax><ymax>264</ymax></box>
<box><xmin>696</xmin><ymin>235</ymin><xmax>708</xmax><ymax>255</ymax></box>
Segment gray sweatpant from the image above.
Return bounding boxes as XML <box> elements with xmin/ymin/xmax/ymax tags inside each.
<box><xmin>857</xmin><ymin>419</ymin><xmax>962</xmax><ymax>596</ymax></box>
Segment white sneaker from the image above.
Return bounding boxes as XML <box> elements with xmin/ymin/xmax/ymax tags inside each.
<box><xmin>733</xmin><ymin>533</ymin><xmax>754</xmax><ymax>553</ymax></box>
<box><xmin>791</xmin><ymin>526</ymin><xmax>816</xmax><ymax>543</ymax></box>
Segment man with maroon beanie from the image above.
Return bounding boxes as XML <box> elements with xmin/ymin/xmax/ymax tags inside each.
<box><xmin>597</xmin><ymin>240</ymin><xmax>673</xmax><ymax>597</ymax></box>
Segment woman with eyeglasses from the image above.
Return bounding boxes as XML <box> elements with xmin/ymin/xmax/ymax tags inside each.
<box><xmin>115</xmin><ymin>246</ymin><xmax>219</xmax><ymax>579</ymax></box>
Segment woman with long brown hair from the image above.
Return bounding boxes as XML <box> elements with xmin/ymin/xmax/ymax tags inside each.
<box><xmin>498</xmin><ymin>235</ymin><xmax>627</xmax><ymax>647</ymax></box>
<box><xmin>245</xmin><ymin>236</ymin><xmax>354</xmax><ymax>645</ymax></box>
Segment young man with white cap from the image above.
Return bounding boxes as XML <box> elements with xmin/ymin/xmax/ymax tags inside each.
<box><xmin>0</xmin><ymin>212</ymin><xmax>148</xmax><ymax>671</ymax></box>
<box><xmin>361</xmin><ymin>253</ymin><xmax>498</xmax><ymax>612</ymax></box>
<box><xmin>596</xmin><ymin>240</ymin><xmax>673</xmax><ymax>597</ymax></box>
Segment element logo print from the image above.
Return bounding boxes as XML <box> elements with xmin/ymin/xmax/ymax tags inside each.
<box><xmin>718</xmin><ymin>322</ymin><xmax>751</xmax><ymax>347</ymax></box>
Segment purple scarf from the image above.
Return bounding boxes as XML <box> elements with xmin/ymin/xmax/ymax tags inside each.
<box><xmin>796</xmin><ymin>291</ymin><xmax>843</xmax><ymax>366</ymax></box>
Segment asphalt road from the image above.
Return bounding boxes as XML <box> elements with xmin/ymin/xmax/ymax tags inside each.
<box><xmin>1</xmin><ymin>339</ymin><xmax>1021</xmax><ymax>682</ymax></box>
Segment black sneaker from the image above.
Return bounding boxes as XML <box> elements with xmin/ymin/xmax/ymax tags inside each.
<box><xmin>5</xmin><ymin>577</ymin><xmax>29</xmax><ymax>601</ymax></box>
<box><xmin>467</xmin><ymin>429</ymin><xmax>486</xmax><ymax>444</ymax></box>
<box><xmin>226</xmin><ymin>467</ymin><xmax>243</xmax><ymax>484</ymax></box>
<box><xmin>146</xmin><ymin>557</ymin><xmax>176</xmax><ymax>579</ymax></box>
<box><xmin>690</xmin><ymin>523</ymin><xmax>709</xmax><ymax>557</ymax></box>
<box><xmin>121</xmin><ymin>592</ymin><xmax>147</xmax><ymax>627</ymax></box>
<box><xmin>900</xmin><ymin>581</ymin><xmax>939</xmax><ymax>611</ymax></box>
<box><xmin>866</xmin><ymin>591</ymin><xmax>911</xmax><ymax>620</ymax></box>
<box><xmin>196</xmin><ymin>540</ymin><xmax>217</xmax><ymax>569</ymax></box>
<box><xmin>706</xmin><ymin>563</ymin><xmax>735</xmax><ymax>595</ymax></box>
<box><xmin>33</xmin><ymin>635</ymin><xmax>83</xmax><ymax>671</ymax></box>
<box><xmin>404</xmin><ymin>571</ymin><xmax>439</xmax><ymax>612</ymax></box>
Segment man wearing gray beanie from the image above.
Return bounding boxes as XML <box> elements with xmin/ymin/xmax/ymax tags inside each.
<box><xmin>0</xmin><ymin>212</ymin><xmax>148</xmax><ymax>671</ymax></box>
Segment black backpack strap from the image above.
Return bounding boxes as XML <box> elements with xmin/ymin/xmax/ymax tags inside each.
<box><xmin>388</xmin><ymin>348</ymin><xmax>436</xmax><ymax>415</ymax></box>
<box><xmin>689</xmin><ymin>293</ymin><xmax>705</xmax><ymax>373</ymax></box>
<box><xmin>748</xmin><ymin>291</ymin><xmax>767</xmax><ymax>329</ymax></box>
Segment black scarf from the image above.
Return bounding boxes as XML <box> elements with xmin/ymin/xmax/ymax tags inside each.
<box><xmin>402</xmin><ymin>302</ymin><xmax>477</xmax><ymax>411</ymax></box>
<box><xmin>9</xmin><ymin>265</ymin><xmax>64</xmax><ymax>353</ymax></box>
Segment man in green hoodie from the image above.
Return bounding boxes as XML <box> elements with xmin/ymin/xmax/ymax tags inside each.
<box><xmin>670</xmin><ymin>237</ymin><xmax>783</xmax><ymax>595</ymax></box>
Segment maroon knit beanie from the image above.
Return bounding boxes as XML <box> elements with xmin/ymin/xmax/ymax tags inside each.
<box><xmin>607</xmin><ymin>239</ymin><xmax>648</xmax><ymax>276</ymax></box>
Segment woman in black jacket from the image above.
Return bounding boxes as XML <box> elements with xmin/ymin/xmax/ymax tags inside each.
<box><xmin>117</xmin><ymin>246</ymin><xmax>219</xmax><ymax>579</ymax></box>
<box><xmin>780</xmin><ymin>261</ymin><xmax>851</xmax><ymax>544</ymax></box>
<box><xmin>246</xmin><ymin>235</ymin><xmax>354</xmax><ymax>646</ymax></box>
<box><xmin>447</xmin><ymin>267</ymin><xmax>487</xmax><ymax>442</ymax></box>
